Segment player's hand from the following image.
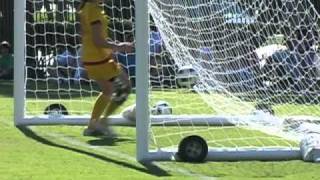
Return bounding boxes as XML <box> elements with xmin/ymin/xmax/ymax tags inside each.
<box><xmin>117</xmin><ymin>42</ymin><xmax>134</xmax><ymax>53</ymax></box>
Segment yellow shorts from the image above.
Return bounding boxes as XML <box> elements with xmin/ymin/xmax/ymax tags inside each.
<box><xmin>83</xmin><ymin>59</ymin><xmax>121</xmax><ymax>81</ymax></box>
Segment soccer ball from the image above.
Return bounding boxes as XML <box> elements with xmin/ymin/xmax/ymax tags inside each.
<box><xmin>151</xmin><ymin>101</ymin><xmax>173</xmax><ymax>115</ymax></box>
<box><xmin>176</xmin><ymin>65</ymin><xmax>198</xmax><ymax>88</ymax></box>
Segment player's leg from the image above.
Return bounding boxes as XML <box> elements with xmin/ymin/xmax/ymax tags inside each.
<box><xmin>83</xmin><ymin>79</ymin><xmax>113</xmax><ymax>136</ymax></box>
<box><xmin>83</xmin><ymin>60</ymin><xmax>129</xmax><ymax>136</ymax></box>
<box><xmin>87</xmin><ymin>93</ymin><xmax>109</xmax><ymax>128</ymax></box>
<box><xmin>104</xmin><ymin>70</ymin><xmax>131</xmax><ymax>117</ymax></box>
<box><xmin>93</xmin><ymin>70</ymin><xmax>130</xmax><ymax>137</ymax></box>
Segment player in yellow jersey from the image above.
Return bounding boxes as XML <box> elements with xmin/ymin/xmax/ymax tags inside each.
<box><xmin>78</xmin><ymin>0</ymin><xmax>133</xmax><ymax>137</ymax></box>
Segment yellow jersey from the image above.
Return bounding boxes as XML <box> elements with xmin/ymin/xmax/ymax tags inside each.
<box><xmin>79</xmin><ymin>2</ymin><xmax>113</xmax><ymax>62</ymax></box>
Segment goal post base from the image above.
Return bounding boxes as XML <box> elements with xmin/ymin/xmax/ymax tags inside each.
<box><xmin>15</xmin><ymin>114</ymin><xmax>237</xmax><ymax>126</ymax></box>
<box><xmin>140</xmin><ymin>148</ymin><xmax>302</xmax><ymax>162</ymax></box>
<box><xmin>16</xmin><ymin>115</ymin><xmax>307</xmax><ymax>162</ymax></box>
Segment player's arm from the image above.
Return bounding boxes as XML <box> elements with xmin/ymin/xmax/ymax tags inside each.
<box><xmin>91</xmin><ymin>21</ymin><xmax>133</xmax><ymax>52</ymax></box>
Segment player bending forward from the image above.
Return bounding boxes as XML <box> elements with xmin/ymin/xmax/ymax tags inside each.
<box><xmin>78</xmin><ymin>0</ymin><xmax>133</xmax><ymax>137</ymax></box>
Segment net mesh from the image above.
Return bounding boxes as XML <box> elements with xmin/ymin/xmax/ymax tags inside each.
<box><xmin>25</xmin><ymin>0</ymin><xmax>135</xmax><ymax>116</ymax></box>
<box><xmin>148</xmin><ymin>0</ymin><xmax>320</xmax><ymax>150</ymax></box>
<box><xmin>24</xmin><ymin>0</ymin><xmax>320</xmax><ymax>152</ymax></box>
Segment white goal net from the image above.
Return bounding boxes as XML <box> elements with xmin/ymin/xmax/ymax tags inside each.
<box><xmin>147</xmin><ymin>0</ymin><xmax>320</xmax><ymax>154</ymax></box>
<box><xmin>17</xmin><ymin>0</ymin><xmax>320</xmax><ymax>161</ymax></box>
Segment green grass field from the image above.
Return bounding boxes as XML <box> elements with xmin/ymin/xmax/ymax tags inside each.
<box><xmin>1</xmin><ymin>80</ymin><xmax>320</xmax><ymax>180</ymax></box>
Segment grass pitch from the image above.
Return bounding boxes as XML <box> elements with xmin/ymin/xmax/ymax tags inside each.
<box><xmin>1</xmin><ymin>80</ymin><xmax>320</xmax><ymax>179</ymax></box>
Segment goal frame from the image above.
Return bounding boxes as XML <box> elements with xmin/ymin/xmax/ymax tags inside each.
<box><xmin>134</xmin><ymin>0</ymin><xmax>301</xmax><ymax>162</ymax></box>
<box><xmin>14</xmin><ymin>0</ymin><xmax>304</xmax><ymax>162</ymax></box>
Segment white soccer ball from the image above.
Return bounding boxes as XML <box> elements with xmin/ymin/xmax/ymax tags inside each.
<box><xmin>151</xmin><ymin>101</ymin><xmax>173</xmax><ymax>115</ymax></box>
<box><xmin>176</xmin><ymin>65</ymin><xmax>198</xmax><ymax>88</ymax></box>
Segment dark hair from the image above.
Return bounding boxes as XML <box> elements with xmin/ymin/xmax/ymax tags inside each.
<box><xmin>0</xmin><ymin>41</ymin><xmax>11</xmax><ymax>50</ymax></box>
<box><xmin>78</xmin><ymin>0</ymin><xmax>89</xmax><ymax>10</ymax></box>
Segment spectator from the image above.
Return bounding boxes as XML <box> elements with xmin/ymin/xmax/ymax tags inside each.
<box><xmin>49</xmin><ymin>46</ymin><xmax>78</xmax><ymax>84</ymax></box>
<box><xmin>115</xmin><ymin>34</ymin><xmax>136</xmax><ymax>86</ymax></box>
<box><xmin>149</xmin><ymin>31</ymin><xmax>162</xmax><ymax>55</ymax></box>
<box><xmin>263</xmin><ymin>27</ymin><xmax>320</xmax><ymax>92</ymax></box>
<box><xmin>115</xmin><ymin>32</ymin><xmax>177</xmax><ymax>88</ymax></box>
<box><xmin>73</xmin><ymin>46</ymin><xmax>88</xmax><ymax>83</ymax></box>
<box><xmin>116</xmin><ymin>51</ymin><xmax>136</xmax><ymax>87</ymax></box>
<box><xmin>0</xmin><ymin>41</ymin><xmax>13</xmax><ymax>80</ymax></box>
<box><xmin>57</xmin><ymin>47</ymin><xmax>76</xmax><ymax>76</ymax></box>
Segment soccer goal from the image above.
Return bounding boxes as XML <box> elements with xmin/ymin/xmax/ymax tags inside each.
<box><xmin>15</xmin><ymin>0</ymin><xmax>320</xmax><ymax>162</ymax></box>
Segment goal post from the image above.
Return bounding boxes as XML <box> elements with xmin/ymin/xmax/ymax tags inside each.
<box><xmin>14</xmin><ymin>0</ymin><xmax>26</xmax><ymax>126</ymax></box>
<box><xmin>135</xmin><ymin>0</ymin><xmax>150</xmax><ymax>162</ymax></box>
<box><xmin>14</xmin><ymin>0</ymin><xmax>320</xmax><ymax>162</ymax></box>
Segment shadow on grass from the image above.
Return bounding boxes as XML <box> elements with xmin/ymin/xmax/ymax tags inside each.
<box><xmin>17</xmin><ymin>126</ymin><xmax>170</xmax><ymax>177</ymax></box>
<box><xmin>87</xmin><ymin>137</ymin><xmax>135</xmax><ymax>146</ymax></box>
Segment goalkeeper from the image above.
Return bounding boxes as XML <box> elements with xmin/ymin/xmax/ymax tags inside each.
<box><xmin>78</xmin><ymin>0</ymin><xmax>133</xmax><ymax>137</ymax></box>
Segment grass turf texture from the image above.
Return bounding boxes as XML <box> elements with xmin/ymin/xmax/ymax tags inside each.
<box><xmin>1</xmin><ymin>80</ymin><xmax>320</xmax><ymax>179</ymax></box>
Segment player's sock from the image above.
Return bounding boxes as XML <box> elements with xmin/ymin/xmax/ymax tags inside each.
<box><xmin>88</xmin><ymin>93</ymin><xmax>110</xmax><ymax>129</ymax></box>
<box><xmin>93</xmin><ymin>101</ymin><xmax>120</xmax><ymax>137</ymax></box>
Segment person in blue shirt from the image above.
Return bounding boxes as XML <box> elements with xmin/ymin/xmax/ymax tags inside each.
<box><xmin>73</xmin><ymin>46</ymin><xmax>88</xmax><ymax>83</ymax></box>
<box><xmin>115</xmin><ymin>31</ymin><xmax>164</xmax><ymax>88</ymax></box>
<box><xmin>55</xmin><ymin>46</ymin><xmax>78</xmax><ymax>84</ymax></box>
<box><xmin>264</xmin><ymin>27</ymin><xmax>320</xmax><ymax>93</ymax></box>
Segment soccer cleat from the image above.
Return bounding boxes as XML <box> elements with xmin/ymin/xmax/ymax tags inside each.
<box><xmin>83</xmin><ymin>126</ymin><xmax>117</xmax><ymax>138</ymax></box>
<box><xmin>83</xmin><ymin>128</ymin><xmax>106</xmax><ymax>137</ymax></box>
